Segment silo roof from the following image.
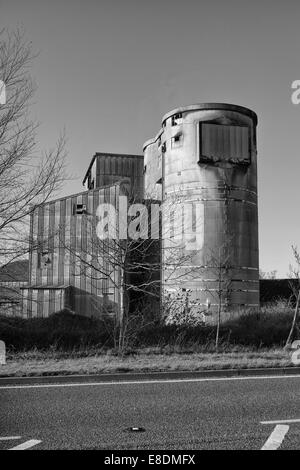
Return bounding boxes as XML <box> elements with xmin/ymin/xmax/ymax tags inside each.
<box><xmin>161</xmin><ymin>103</ymin><xmax>258</xmax><ymax>126</ymax></box>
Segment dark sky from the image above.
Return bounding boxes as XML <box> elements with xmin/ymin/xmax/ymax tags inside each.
<box><xmin>1</xmin><ymin>0</ymin><xmax>300</xmax><ymax>276</ymax></box>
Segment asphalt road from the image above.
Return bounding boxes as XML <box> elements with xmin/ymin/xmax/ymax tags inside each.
<box><xmin>0</xmin><ymin>374</ymin><xmax>300</xmax><ymax>450</ymax></box>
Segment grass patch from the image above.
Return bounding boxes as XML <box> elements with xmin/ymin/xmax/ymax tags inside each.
<box><xmin>0</xmin><ymin>348</ymin><xmax>293</xmax><ymax>377</ymax></box>
<box><xmin>1</xmin><ymin>302</ymin><xmax>297</xmax><ymax>377</ymax></box>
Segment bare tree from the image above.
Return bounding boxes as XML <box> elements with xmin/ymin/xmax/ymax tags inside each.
<box><xmin>56</xmin><ymin>184</ymin><xmax>233</xmax><ymax>353</ymax></box>
<box><xmin>285</xmin><ymin>245</ymin><xmax>300</xmax><ymax>347</ymax></box>
<box><xmin>205</xmin><ymin>242</ymin><xmax>233</xmax><ymax>352</ymax></box>
<box><xmin>58</xmin><ymin>194</ymin><xmax>161</xmax><ymax>355</ymax></box>
<box><xmin>0</xmin><ymin>28</ymin><xmax>66</xmax><ymax>269</ymax></box>
<box><xmin>57</xmin><ymin>188</ymin><xmax>209</xmax><ymax>354</ymax></box>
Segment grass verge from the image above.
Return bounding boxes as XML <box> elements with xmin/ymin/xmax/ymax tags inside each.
<box><xmin>0</xmin><ymin>348</ymin><xmax>294</xmax><ymax>377</ymax></box>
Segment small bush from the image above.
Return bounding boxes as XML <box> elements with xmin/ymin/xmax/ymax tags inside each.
<box><xmin>221</xmin><ymin>309</ymin><xmax>294</xmax><ymax>347</ymax></box>
<box><xmin>0</xmin><ymin>310</ymin><xmax>115</xmax><ymax>351</ymax></box>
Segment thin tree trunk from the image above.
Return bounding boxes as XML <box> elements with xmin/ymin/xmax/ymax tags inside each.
<box><xmin>215</xmin><ymin>297</ymin><xmax>221</xmax><ymax>352</ymax></box>
<box><xmin>118</xmin><ymin>265</ymin><xmax>125</xmax><ymax>356</ymax></box>
<box><xmin>215</xmin><ymin>262</ymin><xmax>222</xmax><ymax>352</ymax></box>
<box><xmin>285</xmin><ymin>289</ymin><xmax>300</xmax><ymax>347</ymax></box>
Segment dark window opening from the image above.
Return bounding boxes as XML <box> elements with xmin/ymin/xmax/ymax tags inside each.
<box><xmin>171</xmin><ymin>113</ymin><xmax>183</xmax><ymax>126</ymax></box>
<box><xmin>171</xmin><ymin>133</ymin><xmax>183</xmax><ymax>148</ymax></box>
<box><xmin>199</xmin><ymin>122</ymin><xmax>250</xmax><ymax>165</ymax></box>
<box><xmin>38</xmin><ymin>251</ymin><xmax>52</xmax><ymax>268</ymax></box>
<box><xmin>73</xmin><ymin>203</ymin><xmax>87</xmax><ymax>215</ymax></box>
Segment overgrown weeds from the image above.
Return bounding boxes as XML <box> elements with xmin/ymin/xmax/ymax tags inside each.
<box><xmin>0</xmin><ymin>300</ymin><xmax>298</xmax><ymax>355</ymax></box>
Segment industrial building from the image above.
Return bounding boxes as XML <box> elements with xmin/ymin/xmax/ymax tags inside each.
<box><xmin>144</xmin><ymin>103</ymin><xmax>259</xmax><ymax>321</ymax></box>
<box><xmin>18</xmin><ymin>103</ymin><xmax>259</xmax><ymax>322</ymax></box>
<box><xmin>21</xmin><ymin>154</ymin><xmax>145</xmax><ymax>318</ymax></box>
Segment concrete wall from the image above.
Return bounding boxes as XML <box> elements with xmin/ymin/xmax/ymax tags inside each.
<box><xmin>143</xmin><ymin>103</ymin><xmax>259</xmax><ymax>322</ymax></box>
<box><xmin>143</xmin><ymin>132</ymin><xmax>163</xmax><ymax>201</ymax></box>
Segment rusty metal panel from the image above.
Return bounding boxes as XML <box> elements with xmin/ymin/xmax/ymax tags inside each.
<box><xmin>47</xmin><ymin>202</ymin><xmax>55</xmax><ymax>286</ymax></box>
<box><xmin>25</xmin><ymin>181</ymin><xmax>127</xmax><ymax>318</ymax></box>
<box><xmin>41</xmin><ymin>204</ymin><xmax>49</xmax><ymax>286</ymax></box>
<box><xmin>92</xmin><ymin>153</ymin><xmax>144</xmax><ymax>197</ymax></box>
<box><xmin>49</xmin><ymin>288</ymin><xmax>55</xmax><ymax>314</ymax></box>
<box><xmin>43</xmin><ymin>289</ymin><xmax>49</xmax><ymax>317</ymax></box>
<box><xmin>22</xmin><ymin>288</ymin><xmax>28</xmax><ymax>318</ymax></box>
<box><xmin>74</xmin><ymin>194</ymin><xmax>82</xmax><ymax>289</ymax></box>
<box><xmin>200</xmin><ymin>123</ymin><xmax>250</xmax><ymax>163</ymax></box>
<box><xmin>52</xmin><ymin>200</ymin><xmax>61</xmax><ymax>285</ymax></box>
<box><xmin>58</xmin><ymin>198</ymin><xmax>66</xmax><ymax>285</ymax></box>
<box><xmin>64</xmin><ymin>197</ymin><xmax>72</xmax><ymax>285</ymax></box>
<box><xmin>31</xmin><ymin>289</ymin><xmax>38</xmax><ymax>317</ymax></box>
<box><xmin>37</xmin><ymin>288</ymin><xmax>44</xmax><ymax>317</ymax></box>
<box><xmin>36</xmin><ymin>205</ymin><xmax>44</xmax><ymax>286</ymax></box>
<box><xmin>80</xmin><ymin>192</ymin><xmax>88</xmax><ymax>293</ymax></box>
<box><xmin>92</xmin><ymin>188</ymin><xmax>100</xmax><ymax>296</ymax></box>
<box><xmin>69</xmin><ymin>196</ymin><xmax>77</xmax><ymax>286</ymax></box>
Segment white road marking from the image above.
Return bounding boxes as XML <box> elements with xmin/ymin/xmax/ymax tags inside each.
<box><xmin>9</xmin><ymin>439</ymin><xmax>41</xmax><ymax>450</ymax></box>
<box><xmin>261</xmin><ymin>418</ymin><xmax>300</xmax><ymax>425</ymax></box>
<box><xmin>261</xmin><ymin>425</ymin><xmax>289</xmax><ymax>450</ymax></box>
<box><xmin>0</xmin><ymin>374</ymin><xmax>299</xmax><ymax>390</ymax></box>
<box><xmin>0</xmin><ymin>436</ymin><xmax>21</xmax><ymax>441</ymax></box>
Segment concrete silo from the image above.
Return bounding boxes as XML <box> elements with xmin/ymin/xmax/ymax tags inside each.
<box><xmin>143</xmin><ymin>103</ymin><xmax>259</xmax><ymax>322</ymax></box>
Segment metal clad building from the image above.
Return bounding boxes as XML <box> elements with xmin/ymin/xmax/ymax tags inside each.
<box><xmin>22</xmin><ymin>151</ymin><xmax>144</xmax><ymax>318</ymax></box>
<box><xmin>143</xmin><ymin>103</ymin><xmax>259</xmax><ymax>319</ymax></box>
<box><xmin>20</xmin><ymin>105</ymin><xmax>260</xmax><ymax>322</ymax></box>
<box><xmin>83</xmin><ymin>152</ymin><xmax>144</xmax><ymax>198</ymax></box>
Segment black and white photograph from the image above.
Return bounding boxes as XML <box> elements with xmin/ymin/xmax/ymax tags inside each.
<box><xmin>0</xmin><ymin>0</ymin><xmax>300</xmax><ymax>455</ymax></box>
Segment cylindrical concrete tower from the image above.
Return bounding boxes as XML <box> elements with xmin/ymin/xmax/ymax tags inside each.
<box><xmin>143</xmin><ymin>103</ymin><xmax>259</xmax><ymax>323</ymax></box>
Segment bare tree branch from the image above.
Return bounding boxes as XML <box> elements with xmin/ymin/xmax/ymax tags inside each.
<box><xmin>0</xmin><ymin>28</ymin><xmax>67</xmax><ymax>267</ymax></box>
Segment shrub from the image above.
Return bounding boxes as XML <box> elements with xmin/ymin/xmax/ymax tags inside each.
<box><xmin>0</xmin><ymin>310</ymin><xmax>115</xmax><ymax>351</ymax></box>
<box><xmin>0</xmin><ymin>301</ymin><xmax>297</xmax><ymax>352</ymax></box>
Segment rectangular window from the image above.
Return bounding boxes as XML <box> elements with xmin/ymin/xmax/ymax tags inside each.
<box><xmin>199</xmin><ymin>123</ymin><xmax>250</xmax><ymax>165</ymax></box>
<box><xmin>73</xmin><ymin>203</ymin><xmax>87</xmax><ymax>215</ymax></box>
<box><xmin>171</xmin><ymin>113</ymin><xmax>183</xmax><ymax>127</ymax></box>
<box><xmin>38</xmin><ymin>251</ymin><xmax>52</xmax><ymax>268</ymax></box>
<box><xmin>171</xmin><ymin>133</ymin><xmax>183</xmax><ymax>148</ymax></box>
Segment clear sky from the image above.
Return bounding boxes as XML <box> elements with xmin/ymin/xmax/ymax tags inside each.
<box><xmin>1</xmin><ymin>0</ymin><xmax>300</xmax><ymax>277</ymax></box>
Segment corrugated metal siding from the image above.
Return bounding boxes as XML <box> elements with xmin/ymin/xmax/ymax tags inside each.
<box><xmin>0</xmin><ymin>281</ymin><xmax>27</xmax><ymax>317</ymax></box>
<box><xmin>22</xmin><ymin>287</ymin><xmax>65</xmax><ymax>318</ymax></box>
<box><xmin>24</xmin><ymin>184</ymin><xmax>123</xmax><ymax>318</ymax></box>
<box><xmin>200</xmin><ymin>123</ymin><xmax>250</xmax><ymax>163</ymax></box>
<box><xmin>94</xmin><ymin>154</ymin><xmax>144</xmax><ymax>198</ymax></box>
<box><xmin>22</xmin><ymin>285</ymin><xmax>118</xmax><ymax>318</ymax></box>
